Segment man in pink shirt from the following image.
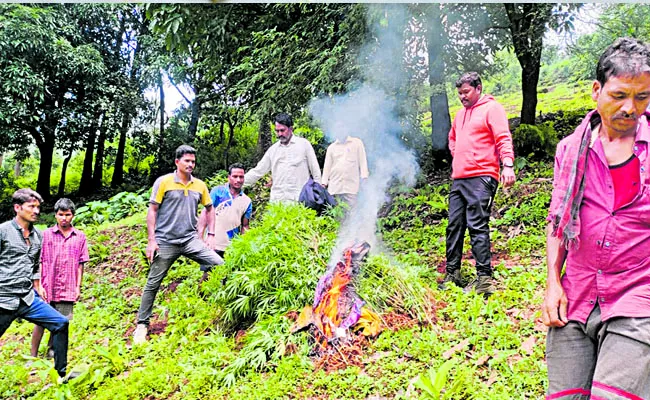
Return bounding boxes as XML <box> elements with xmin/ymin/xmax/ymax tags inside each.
<box><xmin>441</xmin><ymin>72</ymin><xmax>516</xmax><ymax>296</ymax></box>
<box><xmin>544</xmin><ymin>38</ymin><xmax>650</xmax><ymax>399</ymax></box>
<box><xmin>31</xmin><ymin>198</ymin><xmax>89</xmax><ymax>359</ymax></box>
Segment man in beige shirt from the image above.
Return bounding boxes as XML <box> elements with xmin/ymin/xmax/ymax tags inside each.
<box><xmin>245</xmin><ymin>113</ymin><xmax>322</xmax><ymax>202</ymax></box>
<box><xmin>321</xmin><ymin>134</ymin><xmax>369</xmax><ymax>208</ymax></box>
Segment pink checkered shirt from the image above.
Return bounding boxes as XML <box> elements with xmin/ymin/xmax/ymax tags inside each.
<box><xmin>40</xmin><ymin>225</ymin><xmax>89</xmax><ymax>302</ymax></box>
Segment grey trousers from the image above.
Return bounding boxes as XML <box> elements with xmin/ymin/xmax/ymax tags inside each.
<box><xmin>546</xmin><ymin>304</ymin><xmax>650</xmax><ymax>399</ymax></box>
<box><xmin>137</xmin><ymin>237</ymin><xmax>223</xmax><ymax>325</ymax></box>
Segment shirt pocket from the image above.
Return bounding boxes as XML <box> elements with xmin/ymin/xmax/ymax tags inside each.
<box><xmin>630</xmin><ymin>184</ymin><xmax>650</xmax><ymax>226</ymax></box>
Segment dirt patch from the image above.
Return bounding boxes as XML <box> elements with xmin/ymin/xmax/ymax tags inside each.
<box><xmin>87</xmin><ymin>225</ymin><xmax>146</xmax><ymax>285</ymax></box>
<box><xmin>148</xmin><ymin>317</ymin><xmax>168</xmax><ymax>336</ymax></box>
<box><xmin>313</xmin><ymin>333</ymin><xmax>368</xmax><ymax>373</ymax></box>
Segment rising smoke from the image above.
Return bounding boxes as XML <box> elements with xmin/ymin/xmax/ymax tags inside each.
<box><xmin>308</xmin><ymin>5</ymin><xmax>420</xmax><ymax>264</ymax></box>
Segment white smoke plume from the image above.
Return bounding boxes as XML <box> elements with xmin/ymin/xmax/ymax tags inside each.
<box><xmin>309</xmin><ymin>5</ymin><xmax>420</xmax><ymax>263</ymax></box>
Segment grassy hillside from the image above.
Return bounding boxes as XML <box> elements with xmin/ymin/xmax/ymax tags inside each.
<box><xmin>431</xmin><ymin>80</ymin><xmax>594</xmax><ymax>125</ymax></box>
<box><xmin>0</xmin><ymin>161</ymin><xmax>554</xmax><ymax>399</ymax></box>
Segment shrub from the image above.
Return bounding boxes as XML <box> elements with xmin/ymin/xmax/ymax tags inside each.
<box><xmin>512</xmin><ymin>122</ymin><xmax>558</xmax><ymax>161</ymax></box>
<box><xmin>75</xmin><ymin>190</ymin><xmax>149</xmax><ymax>226</ymax></box>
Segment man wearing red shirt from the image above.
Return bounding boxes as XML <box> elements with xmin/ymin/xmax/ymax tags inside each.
<box><xmin>441</xmin><ymin>72</ymin><xmax>516</xmax><ymax>296</ymax></box>
<box><xmin>30</xmin><ymin>198</ymin><xmax>89</xmax><ymax>359</ymax></box>
<box><xmin>544</xmin><ymin>37</ymin><xmax>650</xmax><ymax>399</ymax></box>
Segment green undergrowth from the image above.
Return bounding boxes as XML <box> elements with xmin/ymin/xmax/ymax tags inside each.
<box><xmin>0</xmin><ymin>164</ymin><xmax>554</xmax><ymax>399</ymax></box>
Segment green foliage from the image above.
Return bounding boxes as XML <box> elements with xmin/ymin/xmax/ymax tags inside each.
<box><xmin>359</xmin><ymin>254</ymin><xmax>431</xmax><ymax>322</ymax></box>
<box><xmin>75</xmin><ymin>190</ymin><xmax>149</xmax><ymax>226</ymax></box>
<box><xmin>512</xmin><ymin>122</ymin><xmax>558</xmax><ymax>161</ymax></box>
<box><xmin>415</xmin><ymin>360</ymin><xmax>464</xmax><ymax>400</ymax></box>
<box><xmin>208</xmin><ymin>203</ymin><xmax>338</xmax><ymax>328</ymax></box>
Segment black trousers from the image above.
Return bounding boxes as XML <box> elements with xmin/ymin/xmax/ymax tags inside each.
<box><xmin>445</xmin><ymin>176</ymin><xmax>498</xmax><ymax>277</ymax></box>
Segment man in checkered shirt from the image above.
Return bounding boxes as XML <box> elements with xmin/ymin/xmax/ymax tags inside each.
<box><xmin>30</xmin><ymin>198</ymin><xmax>89</xmax><ymax>360</ymax></box>
<box><xmin>0</xmin><ymin>189</ymin><xmax>72</xmax><ymax>379</ymax></box>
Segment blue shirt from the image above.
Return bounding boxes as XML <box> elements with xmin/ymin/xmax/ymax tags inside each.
<box><xmin>210</xmin><ymin>184</ymin><xmax>252</xmax><ymax>239</ymax></box>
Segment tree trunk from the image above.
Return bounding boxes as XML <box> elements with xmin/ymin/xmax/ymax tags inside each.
<box><xmin>425</xmin><ymin>5</ymin><xmax>452</xmax><ymax>168</ymax></box>
<box><xmin>13</xmin><ymin>160</ymin><xmax>21</xmax><ymax>178</ymax></box>
<box><xmin>505</xmin><ymin>3</ymin><xmax>551</xmax><ymax>125</ymax></box>
<box><xmin>35</xmin><ymin>134</ymin><xmax>55</xmax><ymax>200</ymax></box>
<box><xmin>79</xmin><ymin>123</ymin><xmax>98</xmax><ymax>195</ymax></box>
<box><xmin>520</xmin><ymin>62</ymin><xmax>540</xmax><ymax>124</ymax></box>
<box><xmin>57</xmin><ymin>151</ymin><xmax>72</xmax><ymax>197</ymax></box>
<box><xmin>111</xmin><ymin>111</ymin><xmax>130</xmax><ymax>188</ymax></box>
<box><xmin>92</xmin><ymin>125</ymin><xmax>106</xmax><ymax>191</ymax></box>
<box><xmin>154</xmin><ymin>70</ymin><xmax>166</xmax><ymax>178</ymax></box>
<box><xmin>187</xmin><ymin>95</ymin><xmax>201</xmax><ymax>143</ymax></box>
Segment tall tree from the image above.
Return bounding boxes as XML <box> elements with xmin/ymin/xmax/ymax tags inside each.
<box><xmin>504</xmin><ymin>3</ymin><xmax>578</xmax><ymax>124</ymax></box>
<box><xmin>0</xmin><ymin>5</ymin><xmax>105</xmax><ymax>198</ymax></box>
<box><xmin>409</xmin><ymin>4</ymin><xmax>511</xmax><ymax>162</ymax></box>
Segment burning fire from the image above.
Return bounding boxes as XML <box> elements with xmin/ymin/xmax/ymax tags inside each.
<box><xmin>291</xmin><ymin>242</ymin><xmax>381</xmax><ymax>342</ymax></box>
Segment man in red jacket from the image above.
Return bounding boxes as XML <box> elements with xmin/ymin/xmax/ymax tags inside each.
<box><xmin>440</xmin><ymin>72</ymin><xmax>516</xmax><ymax>296</ymax></box>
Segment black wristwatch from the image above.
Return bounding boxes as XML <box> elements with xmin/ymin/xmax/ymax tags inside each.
<box><xmin>503</xmin><ymin>162</ymin><xmax>514</xmax><ymax>168</ymax></box>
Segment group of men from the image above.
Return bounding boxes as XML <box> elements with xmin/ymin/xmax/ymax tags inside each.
<box><xmin>0</xmin><ymin>37</ymin><xmax>648</xmax><ymax>398</ymax></box>
<box><xmin>132</xmin><ymin>112</ymin><xmax>370</xmax><ymax>344</ymax></box>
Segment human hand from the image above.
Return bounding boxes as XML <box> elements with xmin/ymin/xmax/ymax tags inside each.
<box><xmin>205</xmin><ymin>234</ymin><xmax>217</xmax><ymax>250</ymax></box>
<box><xmin>75</xmin><ymin>285</ymin><xmax>81</xmax><ymax>301</ymax></box>
<box><xmin>35</xmin><ymin>285</ymin><xmax>47</xmax><ymax>302</ymax></box>
<box><xmin>500</xmin><ymin>166</ymin><xmax>516</xmax><ymax>188</ymax></box>
<box><xmin>146</xmin><ymin>239</ymin><xmax>159</xmax><ymax>262</ymax></box>
<box><xmin>542</xmin><ymin>281</ymin><xmax>568</xmax><ymax>327</ymax></box>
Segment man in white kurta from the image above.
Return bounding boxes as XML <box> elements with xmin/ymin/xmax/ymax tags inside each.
<box><xmin>321</xmin><ymin>135</ymin><xmax>369</xmax><ymax>208</ymax></box>
<box><xmin>244</xmin><ymin>113</ymin><xmax>322</xmax><ymax>202</ymax></box>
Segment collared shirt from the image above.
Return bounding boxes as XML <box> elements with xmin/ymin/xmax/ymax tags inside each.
<box><xmin>244</xmin><ymin>135</ymin><xmax>321</xmax><ymax>202</ymax></box>
<box><xmin>552</xmin><ymin>116</ymin><xmax>650</xmax><ymax>323</ymax></box>
<box><xmin>210</xmin><ymin>184</ymin><xmax>252</xmax><ymax>240</ymax></box>
<box><xmin>150</xmin><ymin>171</ymin><xmax>212</xmax><ymax>244</ymax></box>
<box><xmin>40</xmin><ymin>225</ymin><xmax>89</xmax><ymax>302</ymax></box>
<box><xmin>0</xmin><ymin>219</ymin><xmax>41</xmax><ymax>310</ymax></box>
<box><xmin>322</xmin><ymin>136</ymin><xmax>369</xmax><ymax>195</ymax></box>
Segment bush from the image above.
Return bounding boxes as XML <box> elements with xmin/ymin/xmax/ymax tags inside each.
<box><xmin>75</xmin><ymin>190</ymin><xmax>149</xmax><ymax>226</ymax></box>
<box><xmin>538</xmin><ymin>108</ymin><xmax>590</xmax><ymax>139</ymax></box>
<box><xmin>209</xmin><ymin>203</ymin><xmax>339</xmax><ymax>329</ymax></box>
<box><xmin>512</xmin><ymin>122</ymin><xmax>558</xmax><ymax>161</ymax></box>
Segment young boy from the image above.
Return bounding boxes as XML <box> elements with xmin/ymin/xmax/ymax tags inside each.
<box><xmin>30</xmin><ymin>198</ymin><xmax>89</xmax><ymax>358</ymax></box>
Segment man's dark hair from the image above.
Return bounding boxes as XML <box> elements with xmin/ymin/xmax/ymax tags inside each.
<box><xmin>596</xmin><ymin>37</ymin><xmax>650</xmax><ymax>86</ymax></box>
<box><xmin>455</xmin><ymin>72</ymin><xmax>482</xmax><ymax>89</ymax></box>
<box><xmin>274</xmin><ymin>112</ymin><xmax>293</xmax><ymax>128</ymax></box>
<box><xmin>54</xmin><ymin>198</ymin><xmax>76</xmax><ymax>214</ymax></box>
<box><xmin>175</xmin><ymin>145</ymin><xmax>196</xmax><ymax>160</ymax></box>
<box><xmin>12</xmin><ymin>188</ymin><xmax>43</xmax><ymax>206</ymax></box>
<box><xmin>228</xmin><ymin>163</ymin><xmax>246</xmax><ymax>175</ymax></box>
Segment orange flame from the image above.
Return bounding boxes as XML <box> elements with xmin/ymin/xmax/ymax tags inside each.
<box><xmin>313</xmin><ymin>249</ymin><xmax>353</xmax><ymax>339</ymax></box>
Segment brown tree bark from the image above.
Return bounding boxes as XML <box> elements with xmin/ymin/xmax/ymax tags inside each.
<box><xmin>57</xmin><ymin>151</ymin><xmax>73</xmax><ymax>197</ymax></box>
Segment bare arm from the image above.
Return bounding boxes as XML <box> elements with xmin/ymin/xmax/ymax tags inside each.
<box><xmin>204</xmin><ymin>205</ymin><xmax>217</xmax><ymax>250</ymax></box>
<box><xmin>197</xmin><ymin>207</ymin><xmax>208</xmax><ymax>238</ymax></box>
<box><xmin>241</xmin><ymin>217</ymin><xmax>250</xmax><ymax>235</ymax></box>
<box><xmin>33</xmin><ymin>277</ymin><xmax>46</xmax><ymax>300</ymax></box>
<box><xmin>542</xmin><ymin>223</ymin><xmax>569</xmax><ymax>327</ymax></box>
<box><xmin>76</xmin><ymin>263</ymin><xmax>84</xmax><ymax>301</ymax></box>
<box><xmin>146</xmin><ymin>203</ymin><xmax>160</xmax><ymax>262</ymax></box>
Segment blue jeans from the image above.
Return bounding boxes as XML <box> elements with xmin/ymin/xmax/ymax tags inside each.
<box><xmin>0</xmin><ymin>294</ymin><xmax>69</xmax><ymax>377</ymax></box>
